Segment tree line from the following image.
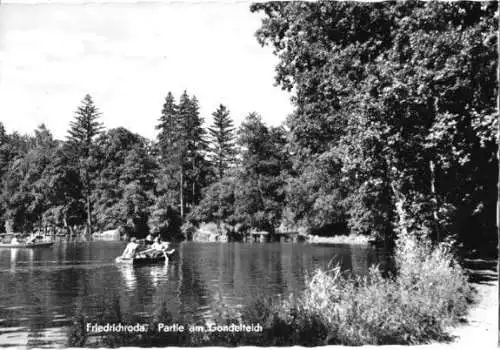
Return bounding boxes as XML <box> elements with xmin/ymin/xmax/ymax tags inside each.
<box><xmin>0</xmin><ymin>90</ymin><xmax>289</xmax><ymax>240</ymax></box>
<box><xmin>0</xmin><ymin>2</ymin><xmax>496</xmax><ymax>248</ymax></box>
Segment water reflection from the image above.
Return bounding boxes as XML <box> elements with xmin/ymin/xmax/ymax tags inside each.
<box><xmin>1</xmin><ymin>248</ymin><xmax>35</xmax><ymax>273</ymax></box>
<box><xmin>149</xmin><ymin>262</ymin><xmax>169</xmax><ymax>287</ymax></box>
<box><xmin>10</xmin><ymin>248</ymin><xmax>18</xmax><ymax>272</ymax></box>
<box><xmin>117</xmin><ymin>265</ymin><xmax>137</xmax><ymax>292</ymax></box>
<box><xmin>0</xmin><ymin>241</ymin><xmax>384</xmax><ymax>348</ymax></box>
<box><xmin>350</xmin><ymin>245</ymin><xmax>369</xmax><ymax>276</ymax></box>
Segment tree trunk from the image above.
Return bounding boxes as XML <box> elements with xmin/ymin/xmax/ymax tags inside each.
<box><xmin>5</xmin><ymin>219</ymin><xmax>14</xmax><ymax>233</ymax></box>
<box><xmin>217</xmin><ymin>190</ymin><xmax>222</xmax><ymax>229</ymax></box>
<box><xmin>86</xmin><ymin>172</ymin><xmax>92</xmax><ymax>236</ymax></box>
<box><xmin>429</xmin><ymin>159</ymin><xmax>440</xmax><ymax>241</ymax></box>
<box><xmin>219</xmin><ymin>157</ymin><xmax>223</xmax><ymax>180</ymax></box>
<box><xmin>180</xmin><ymin>166</ymin><xmax>184</xmax><ymax>219</ymax></box>
<box><xmin>192</xmin><ymin>156</ymin><xmax>196</xmax><ymax>208</ymax></box>
<box><xmin>63</xmin><ymin>212</ymin><xmax>69</xmax><ymax>236</ymax></box>
<box><xmin>63</xmin><ymin>210</ymin><xmax>75</xmax><ymax>237</ymax></box>
<box><xmin>496</xmin><ymin>25</ymin><xmax>499</xmax><ymax>341</ymax></box>
<box><xmin>391</xmin><ymin>182</ymin><xmax>409</xmax><ymax>237</ymax></box>
<box><xmin>81</xmin><ymin>155</ymin><xmax>92</xmax><ymax>237</ymax></box>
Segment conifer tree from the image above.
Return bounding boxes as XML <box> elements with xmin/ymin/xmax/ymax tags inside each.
<box><xmin>209</xmin><ymin>104</ymin><xmax>236</xmax><ymax>180</ymax></box>
<box><xmin>175</xmin><ymin>91</ymin><xmax>190</xmax><ymax>218</ymax></box>
<box><xmin>67</xmin><ymin>94</ymin><xmax>103</xmax><ymax>235</ymax></box>
<box><xmin>185</xmin><ymin>95</ymin><xmax>209</xmax><ymax>208</ymax></box>
<box><xmin>155</xmin><ymin>91</ymin><xmax>209</xmax><ymax>220</ymax></box>
<box><xmin>156</xmin><ymin>92</ymin><xmax>178</xmax><ymax>162</ymax></box>
<box><xmin>155</xmin><ymin>92</ymin><xmax>181</xmax><ymax>207</ymax></box>
<box><xmin>0</xmin><ymin>122</ymin><xmax>9</xmax><ymax>179</ymax></box>
<box><xmin>155</xmin><ymin>91</ymin><xmax>189</xmax><ymax>218</ymax></box>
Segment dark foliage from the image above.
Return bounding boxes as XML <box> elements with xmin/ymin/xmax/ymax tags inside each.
<box><xmin>251</xmin><ymin>1</ymin><xmax>498</xmax><ymax>244</ymax></box>
<box><xmin>0</xmin><ymin>2</ymin><xmax>496</xmax><ymax>249</ymax></box>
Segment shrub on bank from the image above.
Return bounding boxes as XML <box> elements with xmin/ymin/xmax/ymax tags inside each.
<box><xmin>282</xmin><ymin>232</ymin><xmax>471</xmax><ymax>345</ymax></box>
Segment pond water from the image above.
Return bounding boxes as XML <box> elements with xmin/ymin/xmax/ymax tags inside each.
<box><xmin>0</xmin><ymin>241</ymin><xmax>384</xmax><ymax>348</ymax></box>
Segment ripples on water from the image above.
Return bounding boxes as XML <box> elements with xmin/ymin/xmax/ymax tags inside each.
<box><xmin>0</xmin><ymin>241</ymin><xmax>384</xmax><ymax>348</ymax></box>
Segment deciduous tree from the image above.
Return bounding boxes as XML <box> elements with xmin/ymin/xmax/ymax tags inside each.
<box><xmin>252</xmin><ymin>2</ymin><xmax>498</xmax><ymax>246</ymax></box>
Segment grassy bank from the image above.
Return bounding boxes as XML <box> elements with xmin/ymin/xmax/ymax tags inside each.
<box><xmin>69</xmin><ymin>232</ymin><xmax>472</xmax><ymax>347</ymax></box>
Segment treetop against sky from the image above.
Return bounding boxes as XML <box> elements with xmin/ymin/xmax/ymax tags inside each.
<box><xmin>0</xmin><ymin>2</ymin><xmax>293</xmax><ymax>140</ymax></box>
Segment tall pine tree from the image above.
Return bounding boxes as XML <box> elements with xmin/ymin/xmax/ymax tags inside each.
<box><xmin>208</xmin><ymin>104</ymin><xmax>236</xmax><ymax>180</ymax></box>
<box><xmin>155</xmin><ymin>91</ymin><xmax>210</xmax><ymax>220</ymax></box>
<box><xmin>67</xmin><ymin>94</ymin><xmax>103</xmax><ymax>235</ymax></box>
<box><xmin>174</xmin><ymin>91</ymin><xmax>190</xmax><ymax>218</ymax></box>
<box><xmin>156</xmin><ymin>92</ymin><xmax>181</xmax><ymax>205</ymax></box>
<box><xmin>185</xmin><ymin>95</ymin><xmax>209</xmax><ymax>208</ymax></box>
<box><xmin>155</xmin><ymin>91</ymin><xmax>187</xmax><ymax>218</ymax></box>
<box><xmin>156</xmin><ymin>92</ymin><xmax>178</xmax><ymax>162</ymax></box>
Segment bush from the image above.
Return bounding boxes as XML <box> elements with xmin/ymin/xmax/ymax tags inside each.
<box><xmin>287</xmin><ymin>232</ymin><xmax>472</xmax><ymax>345</ymax></box>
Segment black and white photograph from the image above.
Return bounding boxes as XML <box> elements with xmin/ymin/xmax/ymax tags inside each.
<box><xmin>0</xmin><ymin>1</ymin><xmax>497</xmax><ymax>348</ymax></box>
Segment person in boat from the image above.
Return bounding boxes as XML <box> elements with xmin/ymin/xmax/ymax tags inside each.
<box><xmin>10</xmin><ymin>236</ymin><xmax>19</xmax><ymax>245</ymax></box>
<box><xmin>145</xmin><ymin>233</ymin><xmax>154</xmax><ymax>245</ymax></box>
<box><xmin>152</xmin><ymin>237</ymin><xmax>165</xmax><ymax>257</ymax></box>
<box><xmin>141</xmin><ymin>237</ymin><xmax>166</xmax><ymax>258</ymax></box>
<box><xmin>120</xmin><ymin>237</ymin><xmax>139</xmax><ymax>259</ymax></box>
<box><xmin>161</xmin><ymin>240</ymin><xmax>171</xmax><ymax>251</ymax></box>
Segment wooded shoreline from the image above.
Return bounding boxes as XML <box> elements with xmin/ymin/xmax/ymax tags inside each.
<box><xmin>0</xmin><ymin>2</ymin><xmax>497</xmax><ymax>347</ymax></box>
<box><xmin>0</xmin><ymin>2</ymin><xmax>496</xmax><ymax>256</ymax></box>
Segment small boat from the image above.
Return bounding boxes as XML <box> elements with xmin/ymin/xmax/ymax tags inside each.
<box><xmin>0</xmin><ymin>241</ymin><xmax>54</xmax><ymax>248</ymax></box>
<box><xmin>115</xmin><ymin>249</ymin><xmax>175</xmax><ymax>266</ymax></box>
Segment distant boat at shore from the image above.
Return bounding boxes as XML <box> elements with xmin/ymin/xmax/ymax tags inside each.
<box><xmin>0</xmin><ymin>233</ymin><xmax>54</xmax><ymax>248</ymax></box>
<box><xmin>92</xmin><ymin>229</ymin><xmax>121</xmax><ymax>241</ymax></box>
<box><xmin>0</xmin><ymin>241</ymin><xmax>54</xmax><ymax>248</ymax></box>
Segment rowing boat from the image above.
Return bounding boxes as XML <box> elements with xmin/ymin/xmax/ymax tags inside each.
<box><xmin>0</xmin><ymin>242</ymin><xmax>54</xmax><ymax>248</ymax></box>
<box><xmin>116</xmin><ymin>255</ymin><xmax>167</xmax><ymax>265</ymax></box>
<box><xmin>115</xmin><ymin>249</ymin><xmax>175</xmax><ymax>266</ymax></box>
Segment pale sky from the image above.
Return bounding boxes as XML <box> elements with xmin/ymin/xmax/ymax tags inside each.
<box><xmin>0</xmin><ymin>1</ymin><xmax>294</xmax><ymax>140</ymax></box>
